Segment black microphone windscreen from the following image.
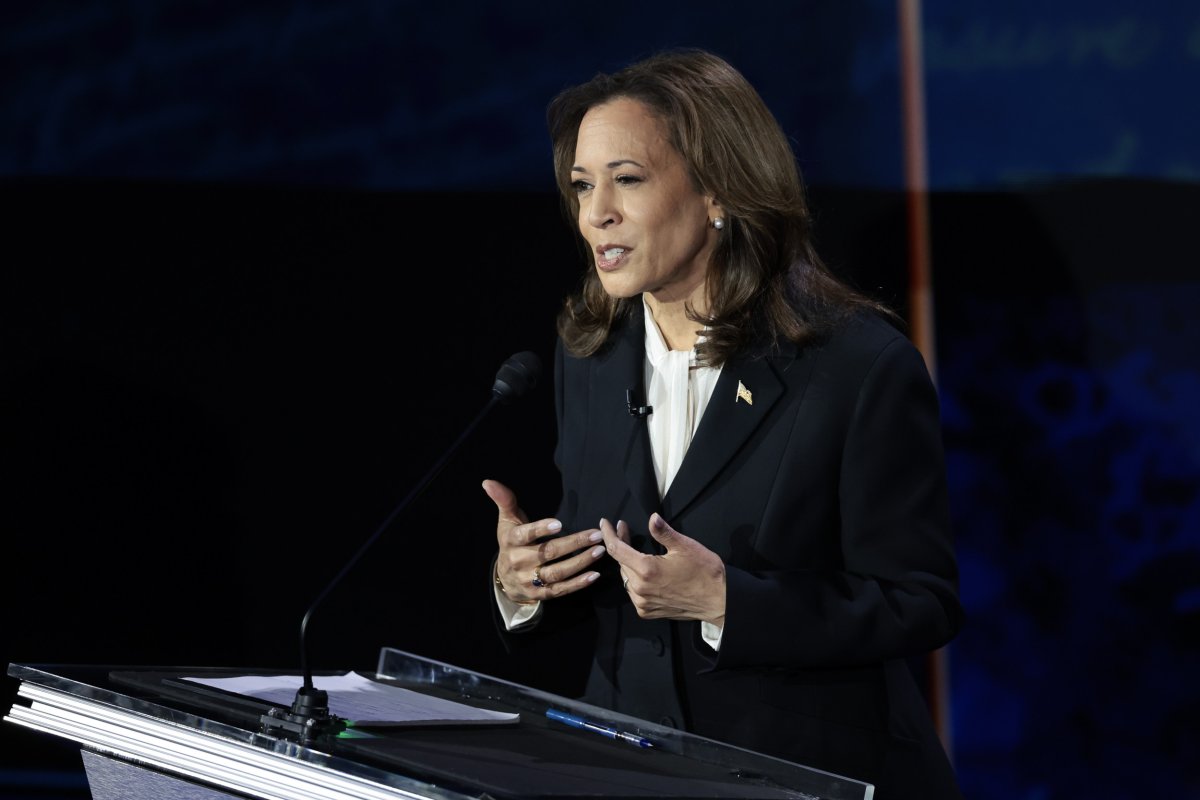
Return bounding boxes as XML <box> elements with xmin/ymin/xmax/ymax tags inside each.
<box><xmin>492</xmin><ymin>351</ymin><xmax>542</xmax><ymax>402</ymax></box>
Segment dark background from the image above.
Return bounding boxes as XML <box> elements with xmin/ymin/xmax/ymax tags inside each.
<box><xmin>3</xmin><ymin>2</ymin><xmax>1198</xmax><ymax>799</ymax></box>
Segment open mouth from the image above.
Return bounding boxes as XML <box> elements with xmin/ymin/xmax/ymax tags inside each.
<box><xmin>596</xmin><ymin>246</ymin><xmax>628</xmax><ymax>270</ymax></box>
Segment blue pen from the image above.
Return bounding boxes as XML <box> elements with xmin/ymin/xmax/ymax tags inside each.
<box><xmin>546</xmin><ymin>708</ymin><xmax>654</xmax><ymax>748</ymax></box>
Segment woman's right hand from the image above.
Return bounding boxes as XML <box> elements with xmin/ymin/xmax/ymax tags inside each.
<box><xmin>483</xmin><ymin>479</ymin><xmax>604</xmax><ymax>604</ymax></box>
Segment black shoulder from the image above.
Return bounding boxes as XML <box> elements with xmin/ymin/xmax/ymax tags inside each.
<box><xmin>808</xmin><ymin>308</ymin><xmax>932</xmax><ymax>388</ymax></box>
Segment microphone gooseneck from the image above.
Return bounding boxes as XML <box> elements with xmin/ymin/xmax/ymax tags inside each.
<box><xmin>261</xmin><ymin>351</ymin><xmax>542</xmax><ymax>743</ymax></box>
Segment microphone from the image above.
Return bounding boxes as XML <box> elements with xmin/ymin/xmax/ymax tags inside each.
<box><xmin>492</xmin><ymin>351</ymin><xmax>541</xmax><ymax>403</ymax></box>
<box><xmin>626</xmin><ymin>388</ymin><xmax>653</xmax><ymax>419</ymax></box>
<box><xmin>261</xmin><ymin>351</ymin><xmax>542</xmax><ymax>743</ymax></box>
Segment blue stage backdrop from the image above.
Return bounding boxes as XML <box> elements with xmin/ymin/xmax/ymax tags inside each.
<box><xmin>2</xmin><ymin>2</ymin><xmax>1197</xmax><ymax>799</ymax></box>
<box><xmin>4</xmin><ymin>2</ymin><xmax>1196</xmax><ymax>189</ymax></box>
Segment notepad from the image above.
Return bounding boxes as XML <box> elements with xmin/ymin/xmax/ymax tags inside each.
<box><xmin>183</xmin><ymin>671</ymin><xmax>519</xmax><ymax>727</ymax></box>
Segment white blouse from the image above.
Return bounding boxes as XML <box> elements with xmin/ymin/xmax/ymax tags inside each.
<box><xmin>642</xmin><ymin>299</ymin><xmax>723</xmax><ymax>497</ymax></box>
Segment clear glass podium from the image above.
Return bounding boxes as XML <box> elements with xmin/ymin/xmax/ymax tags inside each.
<box><xmin>5</xmin><ymin>647</ymin><xmax>873</xmax><ymax>800</ymax></box>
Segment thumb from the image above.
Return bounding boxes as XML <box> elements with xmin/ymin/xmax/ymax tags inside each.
<box><xmin>647</xmin><ymin>513</ymin><xmax>682</xmax><ymax>549</ymax></box>
<box><xmin>482</xmin><ymin>479</ymin><xmax>526</xmax><ymax>524</ymax></box>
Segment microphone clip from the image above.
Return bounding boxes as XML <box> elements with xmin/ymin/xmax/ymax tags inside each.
<box><xmin>626</xmin><ymin>389</ymin><xmax>653</xmax><ymax>419</ymax></box>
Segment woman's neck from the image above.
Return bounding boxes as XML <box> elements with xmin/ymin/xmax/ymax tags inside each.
<box><xmin>644</xmin><ymin>291</ymin><xmax>706</xmax><ymax>351</ymax></box>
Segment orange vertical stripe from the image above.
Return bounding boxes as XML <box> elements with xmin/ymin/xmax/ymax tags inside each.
<box><xmin>897</xmin><ymin>0</ymin><xmax>953</xmax><ymax>763</ymax></box>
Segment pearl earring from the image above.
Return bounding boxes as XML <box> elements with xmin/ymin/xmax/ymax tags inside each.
<box><xmin>712</xmin><ymin>217</ymin><xmax>725</xmax><ymax>230</ymax></box>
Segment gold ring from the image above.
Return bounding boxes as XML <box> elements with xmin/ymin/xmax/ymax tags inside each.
<box><xmin>532</xmin><ymin>568</ymin><xmax>546</xmax><ymax>588</ymax></box>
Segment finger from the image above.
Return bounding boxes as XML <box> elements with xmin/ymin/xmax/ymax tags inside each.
<box><xmin>535</xmin><ymin>527</ymin><xmax>602</xmax><ymax>563</ymax></box>
<box><xmin>615</xmin><ymin>519</ymin><xmax>633</xmax><ymax>545</ymax></box>
<box><xmin>600</xmin><ymin>518</ymin><xmax>642</xmax><ymax>568</ymax></box>
<box><xmin>539</xmin><ymin>568</ymin><xmax>602</xmax><ymax>599</ymax></box>
<box><xmin>509</xmin><ymin>517</ymin><xmax>564</xmax><ymax>547</ymax></box>
<box><xmin>534</xmin><ymin>541</ymin><xmax>607</xmax><ymax>584</ymax></box>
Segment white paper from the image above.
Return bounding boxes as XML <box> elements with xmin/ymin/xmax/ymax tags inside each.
<box><xmin>184</xmin><ymin>671</ymin><xmax>519</xmax><ymax>727</ymax></box>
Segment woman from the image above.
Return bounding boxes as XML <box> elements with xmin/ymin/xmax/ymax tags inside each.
<box><xmin>483</xmin><ymin>48</ymin><xmax>963</xmax><ymax>799</ymax></box>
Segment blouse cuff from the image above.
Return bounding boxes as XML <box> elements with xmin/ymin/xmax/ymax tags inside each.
<box><xmin>494</xmin><ymin>580</ymin><xmax>543</xmax><ymax>630</ymax></box>
<box><xmin>700</xmin><ymin>620</ymin><xmax>724</xmax><ymax>651</ymax></box>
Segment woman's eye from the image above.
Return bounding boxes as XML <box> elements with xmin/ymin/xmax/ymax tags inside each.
<box><xmin>571</xmin><ymin>179</ymin><xmax>593</xmax><ymax>194</ymax></box>
<box><xmin>615</xmin><ymin>175</ymin><xmax>642</xmax><ymax>186</ymax></box>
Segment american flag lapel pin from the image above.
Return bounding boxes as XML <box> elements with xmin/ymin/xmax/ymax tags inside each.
<box><xmin>736</xmin><ymin>380</ymin><xmax>753</xmax><ymax>405</ymax></box>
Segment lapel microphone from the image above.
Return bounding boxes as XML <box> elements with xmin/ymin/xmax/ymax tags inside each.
<box><xmin>626</xmin><ymin>388</ymin><xmax>653</xmax><ymax>419</ymax></box>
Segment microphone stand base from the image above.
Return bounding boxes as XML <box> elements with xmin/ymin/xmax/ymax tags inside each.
<box><xmin>260</xmin><ymin>687</ymin><xmax>346</xmax><ymax>744</ymax></box>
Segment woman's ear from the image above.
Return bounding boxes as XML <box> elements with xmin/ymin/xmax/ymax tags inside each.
<box><xmin>706</xmin><ymin>198</ymin><xmax>726</xmax><ymax>231</ymax></box>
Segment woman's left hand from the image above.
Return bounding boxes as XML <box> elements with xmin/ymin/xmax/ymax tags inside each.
<box><xmin>600</xmin><ymin>514</ymin><xmax>726</xmax><ymax>626</ymax></box>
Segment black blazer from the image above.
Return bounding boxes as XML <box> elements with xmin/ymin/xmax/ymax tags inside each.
<box><xmin>507</xmin><ymin>308</ymin><xmax>964</xmax><ymax>799</ymax></box>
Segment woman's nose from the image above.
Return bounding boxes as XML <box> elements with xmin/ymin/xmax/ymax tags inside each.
<box><xmin>585</xmin><ymin>183</ymin><xmax>619</xmax><ymax>229</ymax></box>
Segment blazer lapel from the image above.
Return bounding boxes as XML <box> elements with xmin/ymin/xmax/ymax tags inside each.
<box><xmin>659</xmin><ymin>350</ymin><xmax>788</xmax><ymax>520</ymax></box>
<box><xmin>591</xmin><ymin>311</ymin><xmax>660</xmax><ymax>521</ymax></box>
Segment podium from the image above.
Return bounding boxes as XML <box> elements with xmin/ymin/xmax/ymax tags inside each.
<box><xmin>5</xmin><ymin>647</ymin><xmax>873</xmax><ymax>800</ymax></box>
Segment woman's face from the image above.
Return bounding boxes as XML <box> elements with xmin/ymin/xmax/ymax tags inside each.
<box><xmin>571</xmin><ymin>97</ymin><xmax>718</xmax><ymax>305</ymax></box>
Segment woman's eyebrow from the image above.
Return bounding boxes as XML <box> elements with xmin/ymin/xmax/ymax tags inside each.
<box><xmin>571</xmin><ymin>159</ymin><xmax>646</xmax><ymax>173</ymax></box>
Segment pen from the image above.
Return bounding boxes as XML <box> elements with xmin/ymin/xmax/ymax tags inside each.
<box><xmin>545</xmin><ymin>708</ymin><xmax>654</xmax><ymax>748</ymax></box>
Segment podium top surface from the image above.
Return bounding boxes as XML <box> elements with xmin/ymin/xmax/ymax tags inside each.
<box><xmin>5</xmin><ymin>648</ymin><xmax>872</xmax><ymax>800</ymax></box>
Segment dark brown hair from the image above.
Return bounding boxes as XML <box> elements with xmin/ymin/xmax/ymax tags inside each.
<box><xmin>548</xmin><ymin>48</ymin><xmax>896</xmax><ymax>364</ymax></box>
